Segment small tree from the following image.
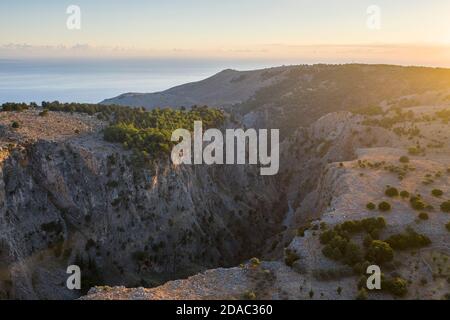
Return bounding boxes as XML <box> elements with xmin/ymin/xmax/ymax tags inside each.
<box><xmin>243</xmin><ymin>291</ymin><xmax>256</xmax><ymax>300</ymax></box>
<box><xmin>250</xmin><ymin>257</ymin><xmax>261</xmax><ymax>267</ymax></box>
<box><xmin>382</xmin><ymin>277</ymin><xmax>408</xmax><ymax>297</ymax></box>
<box><xmin>366</xmin><ymin>240</ymin><xmax>394</xmax><ymax>264</ymax></box>
<box><xmin>400</xmin><ymin>191</ymin><xmax>410</xmax><ymax>199</ymax></box>
<box><xmin>418</xmin><ymin>212</ymin><xmax>429</xmax><ymax>220</ymax></box>
<box><xmin>385</xmin><ymin>187</ymin><xmax>399</xmax><ymax>197</ymax></box>
<box><xmin>399</xmin><ymin>156</ymin><xmax>410</xmax><ymax>163</ymax></box>
<box><xmin>39</xmin><ymin>109</ymin><xmax>49</xmax><ymax>117</ymax></box>
<box><xmin>363</xmin><ymin>234</ymin><xmax>374</xmax><ymax>248</ymax></box>
<box><xmin>284</xmin><ymin>248</ymin><xmax>300</xmax><ymax>267</ymax></box>
<box><xmin>366</xmin><ymin>202</ymin><xmax>376</xmax><ymax>210</ymax></box>
<box><xmin>356</xmin><ymin>288</ymin><xmax>368</xmax><ymax>300</ymax></box>
<box><xmin>378</xmin><ymin>201</ymin><xmax>392</xmax><ymax>212</ymax></box>
<box><xmin>343</xmin><ymin>242</ymin><xmax>363</xmax><ymax>266</ymax></box>
<box><xmin>411</xmin><ymin>196</ymin><xmax>426</xmax><ymax>211</ymax></box>
<box><xmin>441</xmin><ymin>201</ymin><xmax>450</xmax><ymax>213</ymax></box>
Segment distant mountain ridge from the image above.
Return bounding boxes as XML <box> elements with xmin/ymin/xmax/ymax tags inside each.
<box><xmin>100</xmin><ymin>67</ymin><xmax>290</xmax><ymax>109</ymax></box>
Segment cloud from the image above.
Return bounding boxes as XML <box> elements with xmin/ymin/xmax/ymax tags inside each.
<box><xmin>0</xmin><ymin>43</ymin><xmax>143</xmax><ymax>58</ymax></box>
<box><xmin>0</xmin><ymin>42</ymin><xmax>449</xmax><ymax>68</ymax></box>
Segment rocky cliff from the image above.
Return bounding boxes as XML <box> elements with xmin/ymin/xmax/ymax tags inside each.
<box><xmin>0</xmin><ymin>110</ymin><xmax>285</xmax><ymax>299</ymax></box>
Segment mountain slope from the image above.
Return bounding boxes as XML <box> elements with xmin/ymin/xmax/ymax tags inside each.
<box><xmin>101</xmin><ymin>64</ymin><xmax>450</xmax><ymax>136</ymax></box>
<box><xmin>100</xmin><ymin>67</ymin><xmax>289</xmax><ymax>109</ymax></box>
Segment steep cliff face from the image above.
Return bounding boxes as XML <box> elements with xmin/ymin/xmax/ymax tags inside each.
<box><xmin>0</xmin><ymin>111</ymin><xmax>285</xmax><ymax>299</ymax></box>
<box><xmin>284</xmin><ymin>112</ymin><xmax>398</xmax><ymax>222</ymax></box>
<box><xmin>257</xmin><ymin>112</ymin><xmax>380</xmax><ymax>257</ymax></box>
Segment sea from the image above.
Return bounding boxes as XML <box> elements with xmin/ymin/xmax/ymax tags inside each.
<box><xmin>0</xmin><ymin>58</ymin><xmax>292</xmax><ymax>104</ymax></box>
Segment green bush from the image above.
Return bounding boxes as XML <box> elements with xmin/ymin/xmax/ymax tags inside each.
<box><xmin>320</xmin><ymin>229</ymin><xmax>339</xmax><ymax>245</ymax></box>
<box><xmin>354</xmin><ymin>105</ymin><xmax>384</xmax><ymax>116</ymax></box>
<box><xmin>102</xmin><ymin>107</ymin><xmax>224</xmax><ymax>162</ymax></box>
<box><xmin>363</xmin><ymin>234</ymin><xmax>374</xmax><ymax>248</ymax></box>
<box><xmin>243</xmin><ymin>291</ymin><xmax>257</xmax><ymax>300</ymax></box>
<box><xmin>408</xmin><ymin>146</ymin><xmax>423</xmax><ymax>156</ymax></box>
<box><xmin>440</xmin><ymin>201</ymin><xmax>450</xmax><ymax>213</ymax></box>
<box><xmin>1</xmin><ymin>103</ymin><xmax>29</xmax><ymax>112</ymax></box>
<box><xmin>382</xmin><ymin>277</ymin><xmax>408</xmax><ymax>297</ymax></box>
<box><xmin>400</xmin><ymin>191</ymin><xmax>410</xmax><ymax>198</ymax></box>
<box><xmin>356</xmin><ymin>288</ymin><xmax>368</xmax><ymax>300</ymax></box>
<box><xmin>378</xmin><ymin>201</ymin><xmax>392</xmax><ymax>212</ymax></box>
<box><xmin>418</xmin><ymin>212</ymin><xmax>429</xmax><ymax>220</ymax></box>
<box><xmin>432</xmin><ymin>189</ymin><xmax>444</xmax><ymax>197</ymax></box>
<box><xmin>250</xmin><ymin>257</ymin><xmax>261</xmax><ymax>267</ymax></box>
<box><xmin>320</xmin><ymin>218</ymin><xmax>387</xmax><ymax>271</ymax></box>
<box><xmin>385</xmin><ymin>228</ymin><xmax>431</xmax><ymax>250</ymax></box>
<box><xmin>322</xmin><ymin>236</ymin><xmax>364</xmax><ymax>268</ymax></box>
<box><xmin>352</xmin><ymin>260</ymin><xmax>371</xmax><ymax>275</ymax></box>
<box><xmin>342</xmin><ymin>242</ymin><xmax>364</xmax><ymax>266</ymax></box>
<box><xmin>366</xmin><ymin>202</ymin><xmax>376</xmax><ymax>210</ymax></box>
<box><xmin>11</xmin><ymin>121</ymin><xmax>20</xmax><ymax>128</ymax></box>
<box><xmin>340</xmin><ymin>217</ymin><xmax>386</xmax><ymax>235</ymax></box>
<box><xmin>365</xmin><ymin>240</ymin><xmax>394</xmax><ymax>264</ymax></box>
<box><xmin>369</xmin><ymin>228</ymin><xmax>381</xmax><ymax>240</ymax></box>
<box><xmin>399</xmin><ymin>156</ymin><xmax>410</xmax><ymax>163</ymax></box>
<box><xmin>320</xmin><ymin>217</ymin><xmax>386</xmax><ymax>244</ymax></box>
<box><xmin>39</xmin><ymin>109</ymin><xmax>49</xmax><ymax>117</ymax></box>
<box><xmin>410</xmin><ymin>196</ymin><xmax>426</xmax><ymax>211</ymax></box>
<box><xmin>284</xmin><ymin>249</ymin><xmax>300</xmax><ymax>267</ymax></box>
<box><xmin>322</xmin><ymin>244</ymin><xmax>340</xmax><ymax>260</ymax></box>
<box><xmin>385</xmin><ymin>187</ymin><xmax>399</xmax><ymax>197</ymax></box>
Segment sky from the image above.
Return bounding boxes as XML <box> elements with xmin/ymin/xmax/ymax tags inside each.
<box><xmin>1</xmin><ymin>0</ymin><xmax>450</xmax><ymax>65</ymax></box>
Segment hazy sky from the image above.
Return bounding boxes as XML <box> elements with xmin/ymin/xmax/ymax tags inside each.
<box><xmin>1</xmin><ymin>0</ymin><xmax>450</xmax><ymax>64</ymax></box>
